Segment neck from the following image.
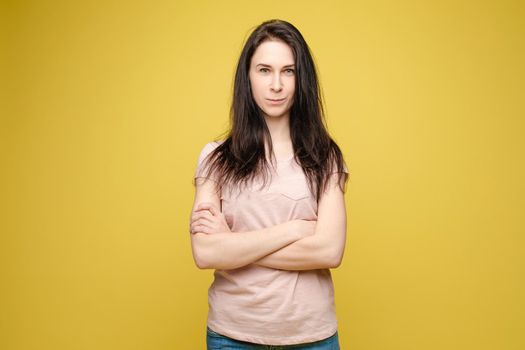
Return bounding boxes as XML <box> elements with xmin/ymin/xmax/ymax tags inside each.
<box><xmin>263</xmin><ymin>114</ymin><xmax>293</xmax><ymax>163</ymax></box>
<box><xmin>264</xmin><ymin>114</ymin><xmax>291</xmax><ymax>144</ymax></box>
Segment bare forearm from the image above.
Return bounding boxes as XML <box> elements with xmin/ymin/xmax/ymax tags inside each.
<box><xmin>191</xmin><ymin>222</ymin><xmax>301</xmax><ymax>270</ymax></box>
<box><xmin>252</xmin><ymin>234</ymin><xmax>340</xmax><ymax>270</ymax></box>
<box><xmin>254</xmin><ymin>187</ymin><xmax>348</xmax><ymax>271</ymax></box>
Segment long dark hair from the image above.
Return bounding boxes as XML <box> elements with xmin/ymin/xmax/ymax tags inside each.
<box><xmin>200</xmin><ymin>19</ymin><xmax>349</xmax><ymax>201</ymax></box>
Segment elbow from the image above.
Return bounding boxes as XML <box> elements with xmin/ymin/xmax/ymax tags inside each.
<box><xmin>191</xmin><ymin>233</ymin><xmax>215</xmax><ymax>270</ymax></box>
<box><xmin>194</xmin><ymin>256</ymin><xmax>211</xmax><ymax>270</ymax></box>
<box><xmin>318</xmin><ymin>236</ymin><xmax>345</xmax><ymax>269</ymax></box>
<box><xmin>193</xmin><ymin>251</ymin><xmax>211</xmax><ymax>269</ymax></box>
<box><xmin>195</xmin><ymin>254</ymin><xmax>233</xmax><ymax>270</ymax></box>
<box><xmin>193</xmin><ymin>246</ymin><xmax>219</xmax><ymax>270</ymax></box>
<box><xmin>328</xmin><ymin>256</ymin><xmax>343</xmax><ymax>268</ymax></box>
<box><xmin>190</xmin><ymin>233</ymin><xmax>241</xmax><ymax>270</ymax></box>
<box><xmin>191</xmin><ymin>237</ymin><xmax>231</xmax><ymax>270</ymax></box>
<box><xmin>326</xmin><ymin>248</ymin><xmax>344</xmax><ymax>269</ymax></box>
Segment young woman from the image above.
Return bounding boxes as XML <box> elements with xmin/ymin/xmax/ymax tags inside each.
<box><xmin>189</xmin><ymin>19</ymin><xmax>349</xmax><ymax>349</ymax></box>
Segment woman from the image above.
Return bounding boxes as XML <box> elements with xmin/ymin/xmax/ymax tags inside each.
<box><xmin>189</xmin><ymin>19</ymin><xmax>349</xmax><ymax>349</ymax></box>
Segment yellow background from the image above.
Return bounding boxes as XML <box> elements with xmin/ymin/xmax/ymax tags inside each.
<box><xmin>1</xmin><ymin>0</ymin><xmax>524</xmax><ymax>349</ymax></box>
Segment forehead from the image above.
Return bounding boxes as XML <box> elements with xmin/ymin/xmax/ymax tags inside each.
<box><xmin>250</xmin><ymin>40</ymin><xmax>295</xmax><ymax>67</ymax></box>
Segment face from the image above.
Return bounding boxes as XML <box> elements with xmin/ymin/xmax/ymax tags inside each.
<box><xmin>249</xmin><ymin>40</ymin><xmax>296</xmax><ymax>120</ymax></box>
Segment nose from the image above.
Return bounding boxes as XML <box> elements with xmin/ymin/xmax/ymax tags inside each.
<box><xmin>270</xmin><ymin>72</ymin><xmax>282</xmax><ymax>92</ymax></box>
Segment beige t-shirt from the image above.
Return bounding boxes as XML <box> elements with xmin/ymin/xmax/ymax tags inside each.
<box><xmin>194</xmin><ymin>141</ymin><xmax>342</xmax><ymax>345</ymax></box>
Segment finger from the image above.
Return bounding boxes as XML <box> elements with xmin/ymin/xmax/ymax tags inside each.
<box><xmin>196</xmin><ymin>202</ymin><xmax>219</xmax><ymax>216</ymax></box>
<box><xmin>194</xmin><ymin>224</ymin><xmax>211</xmax><ymax>234</ymax></box>
<box><xmin>190</xmin><ymin>216</ymin><xmax>213</xmax><ymax>227</ymax></box>
<box><xmin>190</xmin><ymin>221</ymin><xmax>208</xmax><ymax>234</ymax></box>
<box><xmin>196</xmin><ymin>202</ymin><xmax>218</xmax><ymax>215</ymax></box>
<box><xmin>196</xmin><ymin>202</ymin><xmax>214</xmax><ymax>211</ymax></box>
<box><xmin>194</xmin><ymin>218</ymin><xmax>216</xmax><ymax>231</ymax></box>
<box><xmin>194</xmin><ymin>208</ymin><xmax>213</xmax><ymax>214</ymax></box>
<box><xmin>192</xmin><ymin>209</ymin><xmax>213</xmax><ymax>220</ymax></box>
<box><xmin>191</xmin><ymin>211</ymin><xmax>214</xmax><ymax>223</ymax></box>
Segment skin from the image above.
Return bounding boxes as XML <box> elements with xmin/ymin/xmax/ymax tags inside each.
<box><xmin>249</xmin><ymin>40</ymin><xmax>295</xmax><ymax>136</ymax></box>
<box><xmin>188</xmin><ymin>39</ymin><xmax>347</xmax><ymax>271</ymax></box>
<box><xmin>249</xmin><ymin>39</ymin><xmax>295</xmax><ymax>158</ymax></box>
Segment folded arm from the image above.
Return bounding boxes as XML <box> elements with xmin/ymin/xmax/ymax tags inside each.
<box><xmin>252</xmin><ymin>173</ymin><xmax>347</xmax><ymax>270</ymax></box>
<box><xmin>189</xmin><ymin>177</ymin><xmax>314</xmax><ymax>270</ymax></box>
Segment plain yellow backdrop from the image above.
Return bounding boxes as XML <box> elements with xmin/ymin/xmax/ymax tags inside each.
<box><xmin>1</xmin><ymin>0</ymin><xmax>524</xmax><ymax>349</ymax></box>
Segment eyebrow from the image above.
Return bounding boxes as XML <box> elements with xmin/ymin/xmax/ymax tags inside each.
<box><xmin>256</xmin><ymin>63</ymin><xmax>295</xmax><ymax>68</ymax></box>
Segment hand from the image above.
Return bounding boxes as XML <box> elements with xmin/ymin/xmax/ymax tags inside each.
<box><xmin>190</xmin><ymin>202</ymin><xmax>231</xmax><ymax>234</ymax></box>
<box><xmin>291</xmin><ymin>219</ymin><xmax>317</xmax><ymax>239</ymax></box>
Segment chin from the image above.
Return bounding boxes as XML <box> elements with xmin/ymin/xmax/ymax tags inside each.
<box><xmin>263</xmin><ymin>108</ymin><xmax>291</xmax><ymax>118</ymax></box>
<box><xmin>264</xmin><ymin>111</ymin><xmax>289</xmax><ymax>119</ymax></box>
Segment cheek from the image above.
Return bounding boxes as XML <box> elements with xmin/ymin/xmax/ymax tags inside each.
<box><xmin>250</xmin><ymin>79</ymin><xmax>265</xmax><ymax>99</ymax></box>
<box><xmin>287</xmin><ymin>78</ymin><xmax>295</xmax><ymax>93</ymax></box>
<box><xmin>288</xmin><ymin>84</ymin><xmax>295</xmax><ymax>99</ymax></box>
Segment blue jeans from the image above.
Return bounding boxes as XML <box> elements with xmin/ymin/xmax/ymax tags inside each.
<box><xmin>206</xmin><ymin>327</ymin><xmax>340</xmax><ymax>349</ymax></box>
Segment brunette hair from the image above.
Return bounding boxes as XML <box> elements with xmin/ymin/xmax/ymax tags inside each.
<box><xmin>198</xmin><ymin>19</ymin><xmax>349</xmax><ymax>201</ymax></box>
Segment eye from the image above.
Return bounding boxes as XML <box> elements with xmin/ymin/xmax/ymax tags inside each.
<box><xmin>285</xmin><ymin>69</ymin><xmax>295</xmax><ymax>74</ymax></box>
<box><xmin>259</xmin><ymin>68</ymin><xmax>270</xmax><ymax>73</ymax></box>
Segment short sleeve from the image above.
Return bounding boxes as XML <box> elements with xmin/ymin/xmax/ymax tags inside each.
<box><xmin>194</xmin><ymin>141</ymin><xmax>221</xmax><ymax>183</ymax></box>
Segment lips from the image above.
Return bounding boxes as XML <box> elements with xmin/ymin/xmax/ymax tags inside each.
<box><xmin>266</xmin><ymin>97</ymin><xmax>286</xmax><ymax>104</ymax></box>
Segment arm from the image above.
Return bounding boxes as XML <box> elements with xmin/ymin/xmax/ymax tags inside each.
<box><xmin>252</xmin><ymin>173</ymin><xmax>347</xmax><ymax>270</ymax></box>
<box><xmin>189</xmin><ymin>177</ymin><xmax>314</xmax><ymax>270</ymax></box>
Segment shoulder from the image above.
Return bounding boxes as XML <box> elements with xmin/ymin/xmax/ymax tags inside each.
<box><xmin>197</xmin><ymin>140</ymin><xmax>225</xmax><ymax>162</ymax></box>
<box><xmin>194</xmin><ymin>140</ymin><xmax>226</xmax><ymax>182</ymax></box>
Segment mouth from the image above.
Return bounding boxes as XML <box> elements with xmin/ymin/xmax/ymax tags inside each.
<box><xmin>266</xmin><ymin>97</ymin><xmax>287</xmax><ymax>105</ymax></box>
